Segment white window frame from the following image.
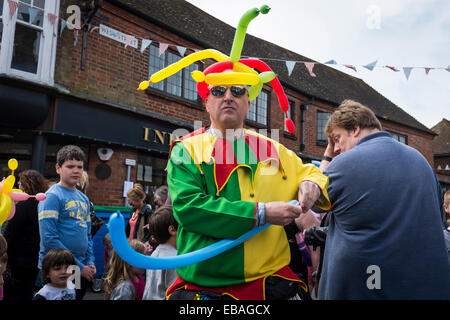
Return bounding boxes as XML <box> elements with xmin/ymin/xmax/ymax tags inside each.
<box><xmin>0</xmin><ymin>0</ymin><xmax>59</xmax><ymax>85</ymax></box>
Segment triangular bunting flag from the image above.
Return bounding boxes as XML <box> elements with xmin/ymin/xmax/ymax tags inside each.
<box><xmin>445</xmin><ymin>164</ymin><xmax>450</xmax><ymax>170</ymax></box>
<box><xmin>344</xmin><ymin>65</ymin><xmax>357</xmax><ymax>72</ymax></box>
<box><xmin>385</xmin><ymin>65</ymin><xmax>400</xmax><ymax>72</ymax></box>
<box><xmin>124</xmin><ymin>35</ymin><xmax>135</xmax><ymax>48</ymax></box>
<box><xmin>7</xmin><ymin>0</ymin><xmax>19</xmax><ymax>19</ymax></box>
<box><xmin>324</xmin><ymin>59</ymin><xmax>337</xmax><ymax>65</ymax></box>
<box><xmin>141</xmin><ymin>39</ymin><xmax>152</xmax><ymax>53</ymax></box>
<box><xmin>304</xmin><ymin>62</ymin><xmax>317</xmax><ymax>77</ymax></box>
<box><xmin>424</xmin><ymin>67</ymin><xmax>433</xmax><ymax>75</ymax></box>
<box><xmin>28</xmin><ymin>7</ymin><xmax>39</xmax><ymax>24</ymax></box>
<box><xmin>403</xmin><ymin>67</ymin><xmax>413</xmax><ymax>80</ymax></box>
<box><xmin>176</xmin><ymin>46</ymin><xmax>187</xmax><ymax>57</ymax></box>
<box><xmin>437</xmin><ymin>165</ymin><xmax>442</xmax><ymax>170</ymax></box>
<box><xmin>446</xmin><ymin>65</ymin><xmax>450</xmax><ymax>72</ymax></box>
<box><xmin>159</xmin><ymin>43</ymin><xmax>169</xmax><ymax>56</ymax></box>
<box><xmin>363</xmin><ymin>60</ymin><xmax>377</xmax><ymax>71</ymax></box>
<box><xmin>60</xmin><ymin>19</ymin><xmax>67</xmax><ymax>37</ymax></box>
<box><xmin>285</xmin><ymin>61</ymin><xmax>296</xmax><ymax>76</ymax></box>
<box><xmin>48</xmin><ymin>13</ymin><xmax>57</xmax><ymax>25</ymax></box>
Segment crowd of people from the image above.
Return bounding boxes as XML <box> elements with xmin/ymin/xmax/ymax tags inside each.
<box><xmin>0</xmin><ymin>105</ymin><xmax>449</xmax><ymax>300</ymax></box>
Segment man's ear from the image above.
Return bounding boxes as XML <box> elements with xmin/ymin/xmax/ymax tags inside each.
<box><xmin>55</xmin><ymin>163</ymin><xmax>61</xmax><ymax>175</ymax></box>
<box><xmin>353</xmin><ymin>126</ymin><xmax>361</xmax><ymax>137</ymax></box>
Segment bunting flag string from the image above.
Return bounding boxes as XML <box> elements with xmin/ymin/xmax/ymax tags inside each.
<box><xmin>6</xmin><ymin>0</ymin><xmax>449</xmax><ymax>82</ymax></box>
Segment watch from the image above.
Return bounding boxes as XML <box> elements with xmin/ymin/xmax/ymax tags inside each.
<box><xmin>323</xmin><ymin>156</ymin><xmax>333</xmax><ymax>162</ymax></box>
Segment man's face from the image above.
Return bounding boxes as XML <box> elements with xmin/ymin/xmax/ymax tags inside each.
<box><xmin>329</xmin><ymin>126</ymin><xmax>360</xmax><ymax>154</ymax></box>
<box><xmin>205</xmin><ymin>85</ymin><xmax>250</xmax><ymax>132</ymax></box>
<box><xmin>56</xmin><ymin>159</ymin><xmax>83</xmax><ymax>189</ymax></box>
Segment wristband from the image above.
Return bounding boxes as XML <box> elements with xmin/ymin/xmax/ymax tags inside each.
<box><xmin>323</xmin><ymin>156</ymin><xmax>333</xmax><ymax>162</ymax></box>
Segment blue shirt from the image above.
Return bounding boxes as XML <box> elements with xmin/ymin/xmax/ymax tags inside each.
<box><xmin>38</xmin><ymin>184</ymin><xmax>94</xmax><ymax>269</ymax></box>
<box><xmin>319</xmin><ymin>131</ymin><xmax>450</xmax><ymax>299</ymax></box>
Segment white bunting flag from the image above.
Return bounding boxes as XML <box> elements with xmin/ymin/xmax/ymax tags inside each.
<box><xmin>28</xmin><ymin>7</ymin><xmax>39</xmax><ymax>24</ymax></box>
<box><xmin>176</xmin><ymin>46</ymin><xmax>187</xmax><ymax>57</ymax></box>
<box><xmin>285</xmin><ymin>61</ymin><xmax>296</xmax><ymax>76</ymax></box>
<box><xmin>363</xmin><ymin>60</ymin><xmax>377</xmax><ymax>71</ymax></box>
<box><xmin>403</xmin><ymin>67</ymin><xmax>413</xmax><ymax>80</ymax></box>
<box><xmin>141</xmin><ymin>39</ymin><xmax>152</xmax><ymax>53</ymax></box>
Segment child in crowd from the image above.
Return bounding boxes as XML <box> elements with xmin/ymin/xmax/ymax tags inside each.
<box><xmin>0</xmin><ymin>234</ymin><xmax>7</xmax><ymax>300</ymax></box>
<box><xmin>143</xmin><ymin>206</ymin><xmax>178</xmax><ymax>300</ymax></box>
<box><xmin>33</xmin><ymin>248</ymin><xmax>77</xmax><ymax>300</ymax></box>
<box><xmin>103</xmin><ymin>233</ymin><xmax>113</xmax><ymax>274</ymax></box>
<box><xmin>103</xmin><ymin>239</ymin><xmax>146</xmax><ymax>300</ymax></box>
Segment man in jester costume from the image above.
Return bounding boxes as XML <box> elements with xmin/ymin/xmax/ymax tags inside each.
<box><xmin>139</xmin><ymin>6</ymin><xmax>331</xmax><ymax>300</ymax></box>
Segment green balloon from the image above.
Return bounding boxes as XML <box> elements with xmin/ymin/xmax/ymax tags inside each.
<box><xmin>230</xmin><ymin>6</ymin><xmax>271</xmax><ymax>62</ymax></box>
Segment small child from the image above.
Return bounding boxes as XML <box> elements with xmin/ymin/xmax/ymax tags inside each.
<box><xmin>103</xmin><ymin>239</ymin><xmax>146</xmax><ymax>300</ymax></box>
<box><xmin>33</xmin><ymin>248</ymin><xmax>77</xmax><ymax>300</ymax></box>
<box><xmin>0</xmin><ymin>234</ymin><xmax>8</xmax><ymax>300</ymax></box>
<box><xmin>103</xmin><ymin>233</ymin><xmax>113</xmax><ymax>274</ymax></box>
<box><xmin>142</xmin><ymin>205</ymin><xmax>178</xmax><ymax>300</ymax></box>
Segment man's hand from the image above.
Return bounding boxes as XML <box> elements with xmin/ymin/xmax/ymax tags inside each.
<box><xmin>265</xmin><ymin>201</ymin><xmax>303</xmax><ymax>226</ymax></box>
<box><xmin>298</xmin><ymin>181</ymin><xmax>320</xmax><ymax>213</ymax></box>
<box><xmin>81</xmin><ymin>265</ymin><xmax>96</xmax><ymax>281</ymax></box>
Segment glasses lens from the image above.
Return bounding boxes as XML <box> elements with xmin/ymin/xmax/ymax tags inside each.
<box><xmin>230</xmin><ymin>86</ymin><xmax>246</xmax><ymax>97</ymax></box>
<box><xmin>211</xmin><ymin>86</ymin><xmax>227</xmax><ymax>97</ymax></box>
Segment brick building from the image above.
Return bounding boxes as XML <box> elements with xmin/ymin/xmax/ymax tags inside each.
<box><xmin>0</xmin><ymin>0</ymin><xmax>437</xmax><ymax>207</ymax></box>
<box><xmin>431</xmin><ymin>119</ymin><xmax>450</xmax><ymax>191</ymax></box>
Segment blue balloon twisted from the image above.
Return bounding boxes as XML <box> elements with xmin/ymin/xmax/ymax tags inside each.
<box><xmin>108</xmin><ymin>200</ymin><xmax>299</xmax><ymax>269</ymax></box>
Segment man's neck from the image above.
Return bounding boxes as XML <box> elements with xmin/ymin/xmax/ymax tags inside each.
<box><xmin>209</xmin><ymin>125</ymin><xmax>244</xmax><ymax>140</ymax></box>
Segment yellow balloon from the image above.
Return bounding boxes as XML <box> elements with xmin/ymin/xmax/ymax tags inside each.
<box><xmin>205</xmin><ymin>72</ymin><xmax>260</xmax><ymax>86</ymax></box>
<box><xmin>1</xmin><ymin>175</ymin><xmax>15</xmax><ymax>195</ymax></box>
<box><xmin>0</xmin><ymin>193</ymin><xmax>12</xmax><ymax>225</ymax></box>
<box><xmin>149</xmin><ymin>49</ymin><xmax>230</xmax><ymax>84</ymax></box>
<box><xmin>8</xmin><ymin>158</ymin><xmax>18</xmax><ymax>171</ymax></box>
<box><xmin>137</xmin><ymin>80</ymin><xmax>150</xmax><ymax>91</ymax></box>
<box><xmin>191</xmin><ymin>70</ymin><xmax>206</xmax><ymax>82</ymax></box>
<box><xmin>233</xmin><ymin>62</ymin><xmax>258</xmax><ymax>75</ymax></box>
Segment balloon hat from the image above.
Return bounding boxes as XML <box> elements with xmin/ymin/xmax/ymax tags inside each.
<box><xmin>0</xmin><ymin>159</ymin><xmax>46</xmax><ymax>226</ymax></box>
<box><xmin>138</xmin><ymin>5</ymin><xmax>295</xmax><ymax>133</ymax></box>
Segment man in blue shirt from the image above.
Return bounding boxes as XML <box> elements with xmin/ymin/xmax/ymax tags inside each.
<box><xmin>38</xmin><ymin>145</ymin><xmax>96</xmax><ymax>300</ymax></box>
<box><xmin>318</xmin><ymin>100</ymin><xmax>450</xmax><ymax>299</ymax></box>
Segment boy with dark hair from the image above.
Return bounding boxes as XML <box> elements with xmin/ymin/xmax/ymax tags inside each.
<box><xmin>143</xmin><ymin>206</ymin><xmax>178</xmax><ymax>300</ymax></box>
<box><xmin>38</xmin><ymin>145</ymin><xmax>96</xmax><ymax>300</ymax></box>
<box><xmin>33</xmin><ymin>248</ymin><xmax>77</xmax><ymax>300</ymax></box>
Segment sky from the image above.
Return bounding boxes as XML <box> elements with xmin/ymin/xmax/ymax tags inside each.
<box><xmin>185</xmin><ymin>0</ymin><xmax>450</xmax><ymax>129</ymax></box>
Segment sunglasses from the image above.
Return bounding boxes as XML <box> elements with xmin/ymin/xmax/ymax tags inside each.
<box><xmin>210</xmin><ymin>85</ymin><xmax>247</xmax><ymax>97</ymax></box>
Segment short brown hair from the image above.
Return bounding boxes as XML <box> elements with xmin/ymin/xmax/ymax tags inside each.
<box><xmin>149</xmin><ymin>206</ymin><xmax>178</xmax><ymax>244</ymax></box>
<box><xmin>19</xmin><ymin>170</ymin><xmax>48</xmax><ymax>195</ymax></box>
<box><xmin>325</xmin><ymin>100</ymin><xmax>382</xmax><ymax>135</ymax></box>
<box><xmin>56</xmin><ymin>145</ymin><xmax>85</xmax><ymax>167</ymax></box>
<box><xmin>40</xmin><ymin>248</ymin><xmax>76</xmax><ymax>282</ymax></box>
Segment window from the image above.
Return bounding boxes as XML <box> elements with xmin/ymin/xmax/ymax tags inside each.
<box><xmin>0</xmin><ymin>0</ymin><xmax>59</xmax><ymax>84</ymax></box>
<box><xmin>388</xmin><ymin>131</ymin><xmax>407</xmax><ymax>144</ymax></box>
<box><xmin>317</xmin><ymin>110</ymin><xmax>331</xmax><ymax>143</ymax></box>
<box><xmin>148</xmin><ymin>44</ymin><xmax>200</xmax><ymax>102</ymax></box>
<box><xmin>247</xmin><ymin>90</ymin><xmax>268</xmax><ymax>126</ymax></box>
<box><xmin>284</xmin><ymin>100</ymin><xmax>295</xmax><ymax>133</ymax></box>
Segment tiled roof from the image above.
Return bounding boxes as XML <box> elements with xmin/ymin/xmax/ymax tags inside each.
<box><xmin>109</xmin><ymin>0</ymin><xmax>434</xmax><ymax>135</ymax></box>
<box><xmin>431</xmin><ymin>119</ymin><xmax>450</xmax><ymax>154</ymax></box>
